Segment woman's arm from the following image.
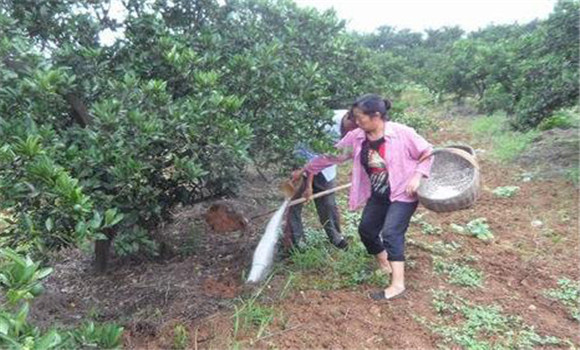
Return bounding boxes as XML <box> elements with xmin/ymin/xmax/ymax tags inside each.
<box><xmin>405</xmin><ymin>127</ymin><xmax>433</xmax><ymax>195</ymax></box>
<box><xmin>406</xmin><ymin>127</ymin><xmax>433</xmax><ymax>178</ymax></box>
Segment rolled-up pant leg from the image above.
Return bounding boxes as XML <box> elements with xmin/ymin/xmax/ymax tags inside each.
<box><xmin>381</xmin><ymin>201</ymin><xmax>418</xmax><ymax>261</ymax></box>
<box><xmin>358</xmin><ymin>195</ymin><xmax>389</xmax><ymax>255</ymax></box>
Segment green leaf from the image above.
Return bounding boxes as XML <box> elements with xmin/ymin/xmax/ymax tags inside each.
<box><xmin>34</xmin><ymin>329</ymin><xmax>62</xmax><ymax>349</ymax></box>
<box><xmin>0</xmin><ymin>318</ymin><xmax>9</xmax><ymax>335</ymax></box>
<box><xmin>104</xmin><ymin>209</ymin><xmax>123</xmax><ymax>228</ymax></box>
<box><xmin>90</xmin><ymin>211</ymin><xmax>103</xmax><ymax>230</ymax></box>
<box><xmin>45</xmin><ymin>217</ymin><xmax>54</xmax><ymax>232</ymax></box>
<box><xmin>35</xmin><ymin>267</ymin><xmax>53</xmax><ymax>280</ymax></box>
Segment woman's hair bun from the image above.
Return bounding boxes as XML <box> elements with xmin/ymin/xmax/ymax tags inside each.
<box><xmin>383</xmin><ymin>99</ymin><xmax>392</xmax><ymax>111</ymax></box>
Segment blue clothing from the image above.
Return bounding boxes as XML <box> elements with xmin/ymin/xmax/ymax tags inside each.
<box><xmin>293</xmin><ymin>143</ymin><xmax>336</xmax><ymax>181</ymax></box>
<box><xmin>292</xmin><ymin>110</ymin><xmax>347</xmax><ymax>182</ymax></box>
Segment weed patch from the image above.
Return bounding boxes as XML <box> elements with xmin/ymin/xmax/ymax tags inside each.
<box><xmin>411</xmin><ymin>213</ymin><xmax>443</xmax><ymax>235</ymax></box>
<box><xmin>470</xmin><ymin>114</ymin><xmax>538</xmax><ymax>162</ymax></box>
<box><xmin>492</xmin><ymin>186</ymin><xmax>520</xmax><ymax>198</ymax></box>
<box><xmin>544</xmin><ymin>278</ymin><xmax>580</xmax><ymax>321</ymax></box>
<box><xmin>433</xmin><ymin>259</ymin><xmax>484</xmax><ymax>288</ymax></box>
<box><xmin>421</xmin><ymin>290</ymin><xmax>562</xmax><ymax>349</ymax></box>
<box><xmin>232</xmin><ymin>282</ymin><xmax>277</xmax><ymax>341</ymax></box>
<box><xmin>172</xmin><ymin>324</ymin><xmax>189</xmax><ymax>350</ymax></box>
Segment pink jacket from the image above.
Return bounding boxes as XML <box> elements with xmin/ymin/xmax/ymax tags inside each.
<box><xmin>304</xmin><ymin>121</ymin><xmax>433</xmax><ymax>210</ymax></box>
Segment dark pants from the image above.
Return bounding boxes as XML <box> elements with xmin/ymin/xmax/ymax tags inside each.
<box><xmin>358</xmin><ymin>194</ymin><xmax>418</xmax><ymax>261</ymax></box>
<box><xmin>286</xmin><ymin>173</ymin><xmax>344</xmax><ymax>247</ymax></box>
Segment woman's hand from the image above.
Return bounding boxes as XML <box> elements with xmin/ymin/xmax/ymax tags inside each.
<box><xmin>291</xmin><ymin>169</ymin><xmax>304</xmax><ymax>182</ymax></box>
<box><xmin>406</xmin><ymin>172</ymin><xmax>424</xmax><ymax>196</ymax></box>
<box><xmin>303</xmin><ymin>172</ymin><xmax>314</xmax><ymax>202</ymax></box>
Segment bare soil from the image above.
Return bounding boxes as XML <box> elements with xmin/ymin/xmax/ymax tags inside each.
<box><xmin>30</xmin><ymin>118</ymin><xmax>579</xmax><ymax>349</ymax></box>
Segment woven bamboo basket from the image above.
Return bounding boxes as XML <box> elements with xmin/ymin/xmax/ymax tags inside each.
<box><xmin>445</xmin><ymin>144</ymin><xmax>475</xmax><ymax>156</ymax></box>
<box><xmin>417</xmin><ymin>147</ymin><xmax>480</xmax><ymax>212</ymax></box>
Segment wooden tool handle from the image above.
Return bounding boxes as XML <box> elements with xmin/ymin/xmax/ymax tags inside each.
<box><xmin>288</xmin><ymin>183</ymin><xmax>352</xmax><ymax>207</ymax></box>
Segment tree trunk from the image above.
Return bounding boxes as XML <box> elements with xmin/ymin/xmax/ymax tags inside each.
<box><xmin>65</xmin><ymin>93</ymin><xmax>91</xmax><ymax>127</ymax></box>
<box><xmin>94</xmin><ymin>228</ymin><xmax>115</xmax><ymax>273</ymax></box>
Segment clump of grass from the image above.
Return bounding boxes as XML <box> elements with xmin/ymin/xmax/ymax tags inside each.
<box><xmin>232</xmin><ymin>280</ymin><xmax>276</xmax><ymax>340</ymax></box>
<box><xmin>173</xmin><ymin>324</ymin><xmax>189</xmax><ymax>350</ymax></box>
<box><xmin>433</xmin><ymin>259</ymin><xmax>484</xmax><ymax>288</ymax></box>
<box><xmin>492</xmin><ymin>186</ymin><xmax>520</xmax><ymax>198</ymax></box>
<box><xmin>422</xmin><ymin>290</ymin><xmax>562</xmax><ymax>349</ymax></box>
<box><xmin>544</xmin><ymin>278</ymin><xmax>580</xmax><ymax>321</ymax></box>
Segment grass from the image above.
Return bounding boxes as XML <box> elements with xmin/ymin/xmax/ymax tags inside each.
<box><xmin>492</xmin><ymin>186</ymin><xmax>520</xmax><ymax>198</ymax></box>
<box><xmin>232</xmin><ymin>279</ymin><xmax>277</xmax><ymax>341</ymax></box>
<box><xmin>172</xmin><ymin>324</ymin><xmax>189</xmax><ymax>350</ymax></box>
<box><xmin>490</xmin><ymin>131</ymin><xmax>539</xmax><ymax>163</ymax></box>
<box><xmin>471</xmin><ymin>114</ymin><xmax>507</xmax><ymax>137</ymax></box>
<box><xmin>285</xmin><ymin>198</ymin><xmax>388</xmax><ymax>290</ymax></box>
<box><xmin>470</xmin><ymin>114</ymin><xmax>539</xmax><ymax>163</ymax></box>
<box><xmin>565</xmin><ymin>166</ymin><xmax>579</xmax><ymax>186</ymax></box>
<box><xmin>289</xmin><ymin>228</ymin><xmax>388</xmax><ymax>290</ymax></box>
<box><xmin>420</xmin><ymin>290</ymin><xmax>563</xmax><ymax>349</ymax></box>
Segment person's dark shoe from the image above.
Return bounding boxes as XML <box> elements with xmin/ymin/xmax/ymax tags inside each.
<box><xmin>335</xmin><ymin>238</ymin><xmax>349</xmax><ymax>250</ymax></box>
<box><xmin>369</xmin><ymin>289</ymin><xmax>406</xmax><ymax>301</ymax></box>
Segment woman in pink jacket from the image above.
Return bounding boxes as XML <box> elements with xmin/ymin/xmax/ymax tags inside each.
<box><xmin>300</xmin><ymin>94</ymin><xmax>433</xmax><ymax>300</ymax></box>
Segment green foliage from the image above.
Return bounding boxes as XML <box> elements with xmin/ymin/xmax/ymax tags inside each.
<box><xmin>544</xmin><ymin>278</ymin><xmax>580</xmax><ymax>321</ymax></box>
<box><xmin>466</xmin><ymin>218</ymin><xmax>494</xmax><ymax>241</ymax></box>
<box><xmin>538</xmin><ymin>107</ymin><xmax>580</xmax><ymax>130</ymax></box>
<box><xmin>391</xmin><ymin>109</ymin><xmax>439</xmax><ymax>133</ymax></box>
<box><xmin>1</xmin><ymin>0</ymin><xmax>390</xmax><ymax>259</ymax></box>
<box><xmin>0</xmin><ymin>249</ymin><xmax>52</xmax><ymax>305</ymax></box>
<box><xmin>172</xmin><ymin>324</ymin><xmax>189</xmax><ymax>350</ymax></box>
<box><xmin>426</xmin><ymin>290</ymin><xmax>562</xmax><ymax>349</ymax></box>
<box><xmin>360</xmin><ymin>1</ymin><xmax>579</xmax><ymax>128</ymax></box>
<box><xmin>70</xmin><ymin>322</ymin><xmax>124</xmax><ymax>349</ymax></box>
<box><xmin>490</xmin><ymin>131</ymin><xmax>539</xmax><ymax>163</ymax></box>
<box><xmin>470</xmin><ymin>114</ymin><xmax>538</xmax><ymax>162</ymax></box>
<box><xmin>0</xmin><ymin>249</ymin><xmax>123</xmax><ymax>350</ymax></box>
<box><xmin>470</xmin><ymin>114</ymin><xmax>507</xmax><ymax>137</ymax></box>
<box><xmin>433</xmin><ymin>259</ymin><xmax>484</xmax><ymax>287</ymax></box>
<box><xmin>411</xmin><ymin>213</ymin><xmax>443</xmax><ymax>235</ymax></box>
<box><xmin>451</xmin><ymin>218</ymin><xmax>494</xmax><ymax>241</ymax></box>
<box><xmin>492</xmin><ymin>186</ymin><xmax>520</xmax><ymax>198</ymax></box>
<box><xmin>566</xmin><ymin>166</ymin><xmax>579</xmax><ymax>186</ymax></box>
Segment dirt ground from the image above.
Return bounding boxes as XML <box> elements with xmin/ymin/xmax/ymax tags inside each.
<box><xmin>30</xmin><ymin>118</ymin><xmax>579</xmax><ymax>349</ymax></box>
